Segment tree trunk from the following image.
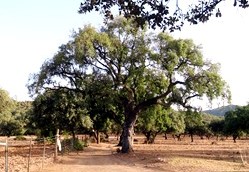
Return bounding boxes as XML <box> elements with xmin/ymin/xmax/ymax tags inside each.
<box><xmin>149</xmin><ymin>132</ymin><xmax>159</xmax><ymax>144</ymax></box>
<box><xmin>117</xmin><ymin>130</ymin><xmax>123</xmax><ymax>146</ymax></box>
<box><xmin>176</xmin><ymin>134</ymin><xmax>181</xmax><ymax>141</ymax></box>
<box><xmin>104</xmin><ymin>132</ymin><xmax>109</xmax><ymax>139</ymax></box>
<box><xmin>144</xmin><ymin>132</ymin><xmax>151</xmax><ymax>144</ymax></box>
<box><xmin>116</xmin><ymin>132</ymin><xmax>119</xmax><ymax>140</ymax></box>
<box><xmin>233</xmin><ymin>134</ymin><xmax>237</xmax><ymax>143</ymax></box>
<box><xmin>97</xmin><ymin>130</ymin><xmax>100</xmax><ymax>144</ymax></box>
<box><xmin>92</xmin><ymin>130</ymin><xmax>100</xmax><ymax>144</ymax></box>
<box><xmin>72</xmin><ymin>130</ymin><xmax>76</xmax><ymax>140</ymax></box>
<box><xmin>144</xmin><ymin>131</ymin><xmax>159</xmax><ymax>144</ymax></box>
<box><xmin>190</xmin><ymin>134</ymin><xmax>194</xmax><ymax>142</ymax></box>
<box><xmin>121</xmin><ymin>122</ymin><xmax>134</xmax><ymax>153</ymax></box>
<box><xmin>164</xmin><ymin>133</ymin><xmax>167</xmax><ymax>140</ymax></box>
<box><xmin>121</xmin><ymin>113</ymin><xmax>137</xmax><ymax>153</ymax></box>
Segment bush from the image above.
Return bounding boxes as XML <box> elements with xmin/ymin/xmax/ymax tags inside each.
<box><xmin>61</xmin><ymin>131</ymin><xmax>71</xmax><ymax>139</ymax></box>
<box><xmin>14</xmin><ymin>135</ymin><xmax>27</xmax><ymax>141</ymax></box>
<box><xmin>73</xmin><ymin>139</ymin><xmax>86</xmax><ymax>151</ymax></box>
<box><xmin>46</xmin><ymin>137</ymin><xmax>55</xmax><ymax>144</ymax></box>
<box><xmin>34</xmin><ymin>136</ymin><xmax>55</xmax><ymax>144</ymax></box>
<box><xmin>61</xmin><ymin>138</ymin><xmax>88</xmax><ymax>153</ymax></box>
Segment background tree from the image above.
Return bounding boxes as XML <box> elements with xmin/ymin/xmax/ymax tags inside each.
<box><xmin>224</xmin><ymin>105</ymin><xmax>249</xmax><ymax>142</ymax></box>
<box><xmin>0</xmin><ymin>88</ymin><xmax>26</xmax><ymax>136</ymax></box>
<box><xmin>28</xmin><ymin>18</ymin><xmax>230</xmax><ymax>153</ymax></box>
<box><xmin>198</xmin><ymin>113</ymin><xmax>221</xmax><ymax>139</ymax></box>
<box><xmin>209</xmin><ymin>118</ymin><xmax>225</xmax><ymax>140</ymax></box>
<box><xmin>137</xmin><ymin>105</ymin><xmax>172</xmax><ymax>144</ymax></box>
<box><xmin>29</xmin><ymin>89</ymin><xmax>92</xmax><ymax>138</ymax></box>
<box><xmin>184</xmin><ymin>110</ymin><xmax>204</xmax><ymax>142</ymax></box>
<box><xmin>84</xmin><ymin>74</ymin><xmax>124</xmax><ymax>143</ymax></box>
<box><xmin>0</xmin><ymin>120</ymin><xmax>22</xmax><ymax>137</ymax></box>
<box><xmin>10</xmin><ymin>101</ymin><xmax>33</xmax><ymax>135</ymax></box>
<box><xmin>0</xmin><ymin>88</ymin><xmax>15</xmax><ymax>116</ymax></box>
<box><xmin>79</xmin><ymin>0</ymin><xmax>249</xmax><ymax>31</ymax></box>
<box><xmin>167</xmin><ymin>111</ymin><xmax>185</xmax><ymax>141</ymax></box>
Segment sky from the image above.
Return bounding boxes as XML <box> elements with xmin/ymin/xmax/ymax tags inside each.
<box><xmin>0</xmin><ymin>0</ymin><xmax>249</xmax><ymax>109</ymax></box>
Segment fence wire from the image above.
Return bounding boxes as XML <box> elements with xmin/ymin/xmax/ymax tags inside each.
<box><xmin>0</xmin><ymin>136</ymin><xmax>83</xmax><ymax>172</ymax></box>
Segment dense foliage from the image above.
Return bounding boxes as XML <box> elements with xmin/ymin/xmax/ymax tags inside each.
<box><xmin>137</xmin><ymin>105</ymin><xmax>172</xmax><ymax>143</ymax></box>
<box><xmin>223</xmin><ymin>105</ymin><xmax>249</xmax><ymax>142</ymax></box>
<box><xmin>28</xmin><ymin>89</ymin><xmax>92</xmax><ymax>138</ymax></box>
<box><xmin>0</xmin><ymin>88</ymin><xmax>32</xmax><ymax>136</ymax></box>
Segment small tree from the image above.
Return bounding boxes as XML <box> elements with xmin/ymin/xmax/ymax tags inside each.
<box><xmin>167</xmin><ymin>111</ymin><xmax>186</xmax><ymax>141</ymax></box>
<box><xmin>0</xmin><ymin>88</ymin><xmax>15</xmax><ymax>116</ymax></box>
<box><xmin>224</xmin><ymin>105</ymin><xmax>249</xmax><ymax>142</ymax></box>
<box><xmin>0</xmin><ymin>88</ymin><xmax>25</xmax><ymax>136</ymax></box>
<box><xmin>209</xmin><ymin>119</ymin><xmax>225</xmax><ymax>140</ymax></box>
<box><xmin>29</xmin><ymin>89</ymin><xmax>92</xmax><ymax>138</ymax></box>
<box><xmin>12</xmin><ymin>101</ymin><xmax>32</xmax><ymax>135</ymax></box>
<box><xmin>137</xmin><ymin>105</ymin><xmax>171</xmax><ymax>144</ymax></box>
<box><xmin>184</xmin><ymin>110</ymin><xmax>204</xmax><ymax>142</ymax></box>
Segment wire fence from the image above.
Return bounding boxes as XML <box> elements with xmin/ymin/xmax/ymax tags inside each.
<box><xmin>0</xmin><ymin>135</ymin><xmax>86</xmax><ymax>172</ymax></box>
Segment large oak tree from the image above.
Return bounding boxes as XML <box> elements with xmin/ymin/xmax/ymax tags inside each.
<box><xmin>28</xmin><ymin>18</ymin><xmax>230</xmax><ymax>153</ymax></box>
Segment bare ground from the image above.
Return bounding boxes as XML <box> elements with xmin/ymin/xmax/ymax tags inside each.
<box><xmin>37</xmin><ymin>136</ymin><xmax>249</xmax><ymax>172</ymax></box>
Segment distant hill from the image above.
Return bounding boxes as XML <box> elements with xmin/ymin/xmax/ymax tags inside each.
<box><xmin>203</xmin><ymin>105</ymin><xmax>238</xmax><ymax>117</ymax></box>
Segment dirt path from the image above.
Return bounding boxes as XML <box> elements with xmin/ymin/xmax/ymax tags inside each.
<box><xmin>39</xmin><ymin>144</ymin><xmax>166</xmax><ymax>172</ymax></box>
<box><xmin>37</xmin><ymin>141</ymin><xmax>249</xmax><ymax>172</ymax></box>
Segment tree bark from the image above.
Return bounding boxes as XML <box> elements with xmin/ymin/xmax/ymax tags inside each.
<box><xmin>190</xmin><ymin>134</ymin><xmax>194</xmax><ymax>142</ymax></box>
<box><xmin>144</xmin><ymin>131</ymin><xmax>159</xmax><ymax>144</ymax></box>
<box><xmin>92</xmin><ymin>130</ymin><xmax>100</xmax><ymax>144</ymax></box>
<box><xmin>233</xmin><ymin>134</ymin><xmax>237</xmax><ymax>143</ymax></box>
<box><xmin>97</xmin><ymin>130</ymin><xmax>100</xmax><ymax>144</ymax></box>
<box><xmin>149</xmin><ymin>132</ymin><xmax>158</xmax><ymax>144</ymax></box>
<box><xmin>121</xmin><ymin>122</ymin><xmax>134</xmax><ymax>153</ymax></box>
<box><xmin>176</xmin><ymin>134</ymin><xmax>181</xmax><ymax>141</ymax></box>
<box><xmin>144</xmin><ymin>132</ymin><xmax>151</xmax><ymax>144</ymax></box>
<box><xmin>121</xmin><ymin>113</ymin><xmax>137</xmax><ymax>153</ymax></box>
<box><xmin>164</xmin><ymin>133</ymin><xmax>167</xmax><ymax>140</ymax></box>
<box><xmin>117</xmin><ymin>130</ymin><xmax>123</xmax><ymax>146</ymax></box>
<box><xmin>71</xmin><ymin>130</ymin><xmax>76</xmax><ymax>140</ymax></box>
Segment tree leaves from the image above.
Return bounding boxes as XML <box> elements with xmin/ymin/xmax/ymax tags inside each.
<box><xmin>78</xmin><ymin>0</ymin><xmax>249</xmax><ymax>32</ymax></box>
<box><xmin>29</xmin><ymin>17</ymin><xmax>230</xmax><ymax>114</ymax></box>
<box><xmin>0</xmin><ymin>88</ymin><xmax>15</xmax><ymax>115</ymax></box>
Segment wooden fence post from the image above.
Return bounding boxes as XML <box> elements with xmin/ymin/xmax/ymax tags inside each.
<box><xmin>27</xmin><ymin>137</ymin><xmax>32</xmax><ymax>172</ymax></box>
<box><xmin>54</xmin><ymin>129</ymin><xmax>59</xmax><ymax>162</ymax></box>
<box><xmin>0</xmin><ymin>138</ymin><xmax>8</xmax><ymax>172</ymax></box>
<box><xmin>42</xmin><ymin>137</ymin><xmax>46</xmax><ymax>169</ymax></box>
<box><xmin>5</xmin><ymin>138</ymin><xmax>8</xmax><ymax>172</ymax></box>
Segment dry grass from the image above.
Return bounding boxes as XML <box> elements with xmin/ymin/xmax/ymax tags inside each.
<box><xmin>1</xmin><ymin>135</ymin><xmax>249</xmax><ymax>172</ymax></box>
<box><xmin>0</xmin><ymin>137</ymin><xmax>54</xmax><ymax>172</ymax></box>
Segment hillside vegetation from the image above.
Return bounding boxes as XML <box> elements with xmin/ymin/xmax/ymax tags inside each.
<box><xmin>203</xmin><ymin>105</ymin><xmax>238</xmax><ymax>116</ymax></box>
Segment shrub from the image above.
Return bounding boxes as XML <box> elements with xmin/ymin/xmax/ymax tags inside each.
<box><xmin>46</xmin><ymin>137</ymin><xmax>55</xmax><ymax>144</ymax></box>
<box><xmin>14</xmin><ymin>135</ymin><xmax>27</xmax><ymax>141</ymax></box>
<box><xmin>73</xmin><ymin>139</ymin><xmax>86</xmax><ymax>151</ymax></box>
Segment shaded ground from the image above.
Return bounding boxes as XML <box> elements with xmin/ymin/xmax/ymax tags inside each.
<box><xmin>38</xmin><ymin>136</ymin><xmax>249</xmax><ymax>172</ymax></box>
